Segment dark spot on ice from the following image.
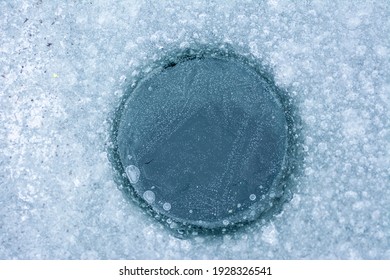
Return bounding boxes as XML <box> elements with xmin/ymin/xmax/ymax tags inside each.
<box><xmin>164</xmin><ymin>61</ymin><xmax>177</xmax><ymax>69</ymax></box>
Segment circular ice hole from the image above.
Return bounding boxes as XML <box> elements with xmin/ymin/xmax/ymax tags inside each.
<box><xmin>115</xmin><ymin>54</ymin><xmax>289</xmax><ymax>230</ymax></box>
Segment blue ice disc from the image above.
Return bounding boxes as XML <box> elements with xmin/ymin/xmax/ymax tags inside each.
<box><xmin>116</xmin><ymin>56</ymin><xmax>288</xmax><ymax>229</ymax></box>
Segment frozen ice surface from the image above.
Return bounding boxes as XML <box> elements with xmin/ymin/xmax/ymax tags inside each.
<box><xmin>0</xmin><ymin>0</ymin><xmax>389</xmax><ymax>259</ymax></box>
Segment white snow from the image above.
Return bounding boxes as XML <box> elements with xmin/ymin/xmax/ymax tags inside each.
<box><xmin>0</xmin><ymin>0</ymin><xmax>389</xmax><ymax>259</ymax></box>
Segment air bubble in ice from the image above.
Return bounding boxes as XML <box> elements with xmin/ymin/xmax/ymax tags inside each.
<box><xmin>163</xmin><ymin>202</ymin><xmax>171</xmax><ymax>211</ymax></box>
<box><xmin>143</xmin><ymin>190</ymin><xmax>155</xmax><ymax>203</ymax></box>
<box><xmin>125</xmin><ymin>165</ymin><xmax>140</xmax><ymax>184</ymax></box>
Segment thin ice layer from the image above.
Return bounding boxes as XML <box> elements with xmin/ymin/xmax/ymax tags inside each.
<box><xmin>117</xmin><ymin>58</ymin><xmax>287</xmax><ymax>227</ymax></box>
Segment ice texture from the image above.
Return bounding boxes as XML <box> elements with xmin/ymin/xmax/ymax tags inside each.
<box><xmin>1</xmin><ymin>0</ymin><xmax>389</xmax><ymax>259</ymax></box>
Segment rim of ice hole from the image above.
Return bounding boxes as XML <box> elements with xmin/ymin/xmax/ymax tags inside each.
<box><xmin>108</xmin><ymin>45</ymin><xmax>303</xmax><ymax>236</ymax></box>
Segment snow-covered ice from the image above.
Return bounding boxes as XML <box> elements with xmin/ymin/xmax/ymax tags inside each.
<box><xmin>1</xmin><ymin>0</ymin><xmax>389</xmax><ymax>259</ymax></box>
